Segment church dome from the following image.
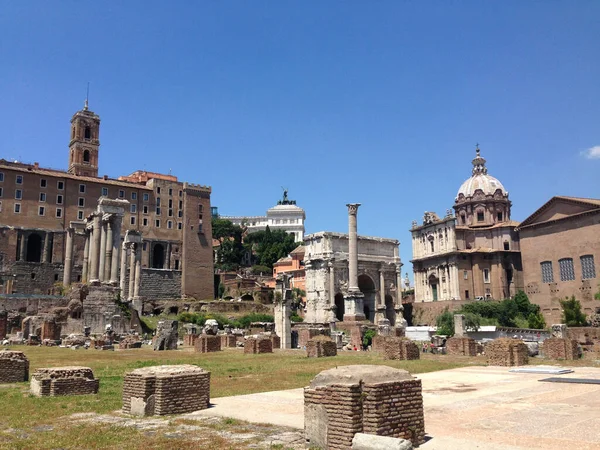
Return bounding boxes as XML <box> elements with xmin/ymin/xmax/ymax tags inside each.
<box><xmin>456</xmin><ymin>148</ymin><xmax>507</xmax><ymax>200</ymax></box>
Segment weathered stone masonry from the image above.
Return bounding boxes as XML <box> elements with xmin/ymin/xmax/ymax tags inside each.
<box><xmin>0</xmin><ymin>350</ymin><xmax>29</xmax><ymax>383</ymax></box>
<box><xmin>30</xmin><ymin>366</ymin><xmax>99</xmax><ymax>397</ymax></box>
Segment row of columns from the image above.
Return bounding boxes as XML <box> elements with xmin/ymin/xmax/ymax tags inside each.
<box><xmin>414</xmin><ymin>263</ymin><xmax>460</xmax><ymax>302</ymax></box>
<box><xmin>120</xmin><ymin>241</ymin><xmax>142</xmax><ymax>300</ymax></box>
<box><xmin>84</xmin><ymin>213</ymin><xmax>123</xmax><ymax>284</ymax></box>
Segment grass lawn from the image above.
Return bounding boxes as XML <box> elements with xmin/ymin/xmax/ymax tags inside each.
<box><xmin>0</xmin><ymin>346</ymin><xmax>478</xmax><ymax>449</ymax></box>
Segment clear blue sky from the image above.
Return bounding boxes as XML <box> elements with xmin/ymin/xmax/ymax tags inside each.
<box><xmin>1</xmin><ymin>2</ymin><xmax>599</xmax><ymax>280</ymax></box>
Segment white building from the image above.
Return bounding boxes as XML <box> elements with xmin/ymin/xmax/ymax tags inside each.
<box><xmin>221</xmin><ymin>191</ymin><xmax>306</xmax><ymax>242</ymax></box>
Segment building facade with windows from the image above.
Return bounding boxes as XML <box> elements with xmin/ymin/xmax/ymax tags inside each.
<box><xmin>517</xmin><ymin>196</ymin><xmax>600</xmax><ymax>323</ymax></box>
<box><xmin>0</xmin><ymin>102</ymin><xmax>214</xmax><ymax>299</ymax></box>
<box><xmin>410</xmin><ymin>148</ymin><xmax>524</xmax><ymax>302</ymax></box>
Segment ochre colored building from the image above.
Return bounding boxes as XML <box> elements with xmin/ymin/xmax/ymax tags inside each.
<box><xmin>271</xmin><ymin>245</ymin><xmax>306</xmax><ymax>293</ymax></box>
<box><xmin>0</xmin><ymin>101</ymin><xmax>214</xmax><ymax>300</ymax></box>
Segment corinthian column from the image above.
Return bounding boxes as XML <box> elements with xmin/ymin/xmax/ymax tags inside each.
<box><xmin>98</xmin><ymin>219</ymin><xmax>108</xmax><ymax>282</ymax></box>
<box><xmin>110</xmin><ymin>216</ymin><xmax>122</xmax><ymax>284</ymax></box>
<box><xmin>62</xmin><ymin>227</ymin><xmax>74</xmax><ymax>286</ymax></box>
<box><xmin>128</xmin><ymin>243</ymin><xmax>136</xmax><ymax>300</ymax></box>
<box><xmin>119</xmin><ymin>241</ymin><xmax>128</xmax><ymax>299</ymax></box>
<box><xmin>82</xmin><ymin>232</ymin><xmax>90</xmax><ymax>283</ymax></box>
<box><xmin>89</xmin><ymin>214</ymin><xmax>102</xmax><ymax>283</ymax></box>
<box><xmin>347</xmin><ymin>203</ymin><xmax>360</xmax><ymax>292</ymax></box>
<box><xmin>104</xmin><ymin>218</ymin><xmax>113</xmax><ymax>281</ymax></box>
<box><xmin>133</xmin><ymin>245</ymin><xmax>142</xmax><ymax>298</ymax></box>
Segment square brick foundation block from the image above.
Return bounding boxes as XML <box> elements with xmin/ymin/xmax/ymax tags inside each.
<box><xmin>486</xmin><ymin>338</ymin><xmax>529</xmax><ymax>366</ymax></box>
<box><xmin>31</xmin><ymin>367</ymin><xmax>99</xmax><ymax>397</ymax></box>
<box><xmin>306</xmin><ymin>336</ymin><xmax>338</xmax><ymax>358</ymax></box>
<box><xmin>445</xmin><ymin>337</ymin><xmax>477</xmax><ymax>356</ymax></box>
<box><xmin>297</xmin><ymin>327</ymin><xmax>331</xmax><ymax>348</ymax></box>
<box><xmin>375</xmin><ymin>337</ymin><xmax>420</xmax><ymax>360</ymax></box>
<box><xmin>194</xmin><ymin>335</ymin><xmax>222</xmax><ymax>353</ymax></box>
<box><xmin>542</xmin><ymin>337</ymin><xmax>579</xmax><ymax>360</ymax></box>
<box><xmin>0</xmin><ymin>350</ymin><xmax>29</xmax><ymax>383</ymax></box>
<box><xmin>122</xmin><ymin>365</ymin><xmax>210</xmax><ymax>416</ymax></box>
<box><xmin>244</xmin><ymin>337</ymin><xmax>273</xmax><ymax>354</ymax></box>
<box><xmin>220</xmin><ymin>335</ymin><xmax>236</xmax><ymax>348</ymax></box>
<box><xmin>183</xmin><ymin>334</ymin><xmax>199</xmax><ymax>347</ymax></box>
<box><xmin>305</xmin><ymin>365</ymin><xmax>425</xmax><ymax>450</ymax></box>
<box><xmin>270</xmin><ymin>335</ymin><xmax>281</xmax><ymax>349</ymax></box>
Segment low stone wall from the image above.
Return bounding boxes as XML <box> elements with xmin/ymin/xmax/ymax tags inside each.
<box><xmin>244</xmin><ymin>337</ymin><xmax>273</xmax><ymax>354</ymax></box>
<box><xmin>270</xmin><ymin>334</ymin><xmax>281</xmax><ymax>349</ymax></box>
<box><xmin>119</xmin><ymin>335</ymin><xmax>142</xmax><ymax>349</ymax></box>
<box><xmin>297</xmin><ymin>327</ymin><xmax>331</xmax><ymax>348</ymax></box>
<box><xmin>542</xmin><ymin>338</ymin><xmax>579</xmax><ymax>360</ymax></box>
<box><xmin>194</xmin><ymin>335</ymin><xmax>221</xmax><ymax>353</ymax></box>
<box><xmin>31</xmin><ymin>367</ymin><xmax>99</xmax><ymax>397</ymax></box>
<box><xmin>445</xmin><ymin>337</ymin><xmax>477</xmax><ymax>356</ymax></box>
<box><xmin>304</xmin><ymin>365</ymin><xmax>425</xmax><ymax>450</ymax></box>
<box><xmin>375</xmin><ymin>337</ymin><xmax>420</xmax><ymax>360</ymax></box>
<box><xmin>0</xmin><ymin>350</ymin><xmax>29</xmax><ymax>383</ymax></box>
<box><xmin>220</xmin><ymin>334</ymin><xmax>236</xmax><ymax>348</ymax></box>
<box><xmin>41</xmin><ymin>320</ymin><xmax>61</xmax><ymax>340</ymax></box>
<box><xmin>486</xmin><ymin>338</ymin><xmax>529</xmax><ymax>366</ymax></box>
<box><xmin>122</xmin><ymin>365</ymin><xmax>210</xmax><ymax>416</ymax></box>
<box><xmin>567</xmin><ymin>327</ymin><xmax>600</xmax><ymax>344</ymax></box>
<box><xmin>307</xmin><ymin>336</ymin><xmax>337</xmax><ymax>358</ymax></box>
<box><xmin>183</xmin><ymin>334</ymin><xmax>199</xmax><ymax>347</ymax></box>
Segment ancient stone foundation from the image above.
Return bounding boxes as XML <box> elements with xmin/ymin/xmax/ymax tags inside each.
<box><xmin>244</xmin><ymin>337</ymin><xmax>273</xmax><ymax>354</ymax></box>
<box><xmin>183</xmin><ymin>334</ymin><xmax>199</xmax><ymax>347</ymax></box>
<box><xmin>486</xmin><ymin>338</ymin><xmax>529</xmax><ymax>366</ymax></box>
<box><xmin>297</xmin><ymin>327</ymin><xmax>330</xmax><ymax>348</ymax></box>
<box><xmin>304</xmin><ymin>365</ymin><xmax>425</xmax><ymax>450</ymax></box>
<box><xmin>270</xmin><ymin>334</ymin><xmax>281</xmax><ymax>349</ymax></box>
<box><xmin>0</xmin><ymin>350</ymin><xmax>29</xmax><ymax>383</ymax></box>
<box><xmin>220</xmin><ymin>334</ymin><xmax>236</xmax><ymax>348</ymax></box>
<box><xmin>194</xmin><ymin>335</ymin><xmax>221</xmax><ymax>353</ymax></box>
<box><xmin>153</xmin><ymin>319</ymin><xmax>178</xmax><ymax>351</ymax></box>
<box><xmin>375</xmin><ymin>337</ymin><xmax>420</xmax><ymax>360</ymax></box>
<box><xmin>445</xmin><ymin>337</ymin><xmax>477</xmax><ymax>356</ymax></box>
<box><xmin>31</xmin><ymin>367</ymin><xmax>99</xmax><ymax>397</ymax></box>
<box><xmin>119</xmin><ymin>335</ymin><xmax>142</xmax><ymax>349</ymax></box>
<box><xmin>306</xmin><ymin>336</ymin><xmax>337</xmax><ymax>358</ymax></box>
<box><xmin>122</xmin><ymin>365</ymin><xmax>210</xmax><ymax>416</ymax></box>
<box><xmin>542</xmin><ymin>338</ymin><xmax>579</xmax><ymax>360</ymax></box>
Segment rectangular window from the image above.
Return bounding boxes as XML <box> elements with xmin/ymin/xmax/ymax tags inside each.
<box><xmin>39</xmin><ymin>192</ymin><xmax>46</xmax><ymax>202</ymax></box>
<box><xmin>14</xmin><ymin>203</ymin><xmax>21</xmax><ymax>213</ymax></box>
<box><xmin>155</xmin><ymin>219</ymin><xmax>160</xmax><ymax>228</ymax></box>
<box><xmin>559</xmin><ymin>258</ymin><xmax>575</xmax><ymax>281</ymax></box>
<box><xmin>178</xmin><ymin>210</ymin><xmax>182</xmax><ymax>218</ymax></box>
<box><xmin>38</xmin><ymin>206</ymin><xmax>45</xmax><ymax>216</ymax></box>
<box><xmin>56</xmin><ymin>208</ymin><xmax>62</xmax><ymax>218</ymax></box>
<box><xmin>156</xmin><ymin>198</ymin><xmax>161</xmax><ymax>206</ymax></box>
<box><xmin>198</xmin><ymin>222</ymin><xmax>203</xmax><ymax>233</ymax></box>
<box><xmin>143</xmin><ymin>193</ymin><xmax>149</xmax><ymax>202</ymax></box>
<box><xmin>78</xmin><ymin>197</ymin><xmax>85</xmax><ymax>207</ymax></box>
<box><xmin>119</xmin><ymin>190</ymin><xmax>125</xmax><ymax>198</ymax></box>
<box><xmin>581</xmin><ymin>255</ymin><xmax>596</xmax><ymax>280</ymax></box>
<box><xmin>79</xmin><ymin>184</ymin><xmax>85</xmax><ymax>193</ymax></box>
<box><xmin>483</xmin><ymin>268</ymin><xmax>490</xmax><ymax>283</ymax></box>
<box><xmin>57</xmin><ymin>181</ymin><xmax>64</xmax><ymax>190</ymax></box>
<box><xmin>130</xmin><ymin>204</ymin><xmax>137</xmax><ymax>213</ymax></box>
<box><xmin>168</xmin><ymin>188</ymin><xmax>173</xmax><ymax>196</ymax></box>
<box><xmin>497</xmin><ymin>212</ymin><xmax>503</xmax><ymax>221</ymax></box>
<box><xmin>541</xmin><ymin>261</ymin><xmax>554</xmax><ymax>283</ymax></box>
<box><xmin>174</xmin><ymin>260</ymin><xmax>179</xmax><ymax>270</ymax></box>
<box><xmin>177</xmin><ymin>222</ymin><xmax>182</xmax><ymax>230</ymax></box>
<box><xmin>130</xmin><ymin>216</ymin><xmax>136</xmax><ymax>225</ymax></box>
<box><xmin>156</xmin><ymin>187</ymin><xmax>161</xmax><ymax>194</ymax></box>
<box><xmin>463</xmin><ymin>270</ymin><xmax>468</xmax><ymax>280</ymax></box>
<box><xmin>156</xmin><ymin>207</ymin><xmax>161</xmax><ymax>215</ymax></box>
<box><xmin>504</xmin><ymin>241</ymin><xmax>510</xmax><ymax>251</ymax></box>
<box><xmin>168</xmin><ymin>209</ymin><xmax>173</xmax><ymax>217</ymax></box>
<box><xmin>168</xmin><ymin>199</ymin><xmax>173</xmax><ymax>208</ymax></box>
<box><xmin>40</xmin><ymin>178</ymin><xmax>47</xmax><ymax>188</ymax></box>
<box><xmin>0</xmin><ymin>172</ymin><xmax>4</xmax><ymax>182</ymax></box>
<box><xmin>77</xmin><ymin>210</ymin><xmax>84</xmax><ymax>220</ymax></box>
<box><xmin>143</xmin><ymin>206</ymin><xmax>148</xmax><ymax>214</ymax></box>
<box><xmin>179</xmin><ymin>200</ymin><xmax>182</xmax><ymax>209</ymax></box>
<box><xmin>15</xmin><ymin>189</ymin><xmax>22</xmax><ymax>200</ymax></box>
<box><xmin>0</xmin><ymin>187</ymin><xmax>3</xmax><ymax>197</ymax></box>
<box><xmin>179</xmin><ymin>190</ymin><xmax>182</xmax><ymax>197</ymax></box>
<box><xmin>464</xmin><ymin>290</ymin><xmax>469</xmax><ymax>299</ymax></box>
<box><xmin>102</xmin><ymin>187</ymin><xmax>108</xmax><ymax>196</ymax></box>
<box><xmin>0</xmin><ymin>201</ymin><xmax>3</xmax><ymax>212</ymax></box>
<box><xmin>131</xmin><ymin>192</ymin><xmax>137</xmax><ymax>200</ymax></box>
<box><xmin>143</xmin><ymin>218</ymin><xmax>148</xmax><ymax>227</ymax></box>
<box><xmin>56</xmin><ymin>195</ymin><xmax>63</xmax><ymax>205</ymax></box>
<box><xmin>477</xmin><ymin>211</ymin><xmax>484</xmax><ymax>222</ymax></box>
<box><xmin>167</xmin><ymin>220</ymin><xmax>173</xmax><ymax>229</ymax></box>
<box><xmin>16</xmin><ymin>175</ymin><xmax>23</xmax><ymax>184</ymax></box>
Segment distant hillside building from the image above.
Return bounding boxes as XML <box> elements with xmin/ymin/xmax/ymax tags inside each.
<box><xmin>220</xmin><ymin>190</ymin><xmax>305</xmax><ymax>242</ymax></box>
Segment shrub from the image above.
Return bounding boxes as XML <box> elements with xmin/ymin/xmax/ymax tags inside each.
<box><xmin>363</xmin><ymin>329</ymin><xmax>376</xmax><ymax>347</ymax></box>
<box><xmin>232</xmin><ymin>313</ymin><xmax>275</xmax><ymax>329</ymax></box>
<box><xmin>290</xmin><ymin>313</ymin><xmax>303</xmax><ymax>323</ymax></box>
<box><xmin>560</xmin><ymin>296</ymin><xmax>588</xmax><ymax>327</ymax></box>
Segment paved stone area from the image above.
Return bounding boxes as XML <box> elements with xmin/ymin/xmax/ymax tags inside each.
<box><xmin>192</xmin><ymin>365</ymin><xmax>600</xmax><ymax>450</ymax></box>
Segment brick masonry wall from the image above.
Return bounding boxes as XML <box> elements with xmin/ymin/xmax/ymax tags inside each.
<box><xmin>0</xmin><ymin>351</ymin><xmax>29</xmax><ymax>383</ymax></box>
<box><xmin>41</xmin><ymin>320</ymin><xmax>60</xmax><ymax>340</ymax></box>
<box><xmin>306</xmin><ymin>339</ymin><xmax>337</xmax><ymax>358</ymax></box>
<box><xmin>30</xmin><ymin>367</ymin><xmax>99</xmax><ymax>397</ymax></box>
<box><xmin>567</xmin><ymin>327</ymin><xmax>600</xmax><ymax>343</ymax></box>
<box><xmin>139</xmin><ymin>269</ymin><xmax>182</xmax><ymax>299</ymax></box>
<box><xmin>378</xmin><ymin>337</ymin><xmax>420</xmax><ymax>360</ymax></box>
<box><xmin>0</xmin><ymin>312</ymin><xmax>7</xmax><ymax>339</ymax></box>
<box><xmin>194</xmin><ymin>335</ymin><xmax>221</xmax><ymax>353</ymax></box>
<box><xmin>244</xmin><ymin>337</ymin><xmax>273</xmax><ymax>354</ymax></box>
<box><xmin>297</xmin><ymin>327</ymin><xmax>330</xmax><ymax>348</ymax></box>
<box><xmin>270</xmin><ymin>335</ymin><xmax>281</xmax><ymax>349</ymax></box>
<box><xmin>486</xmin><ymin>338</ymin><xmax>529</xmax><ymax>366</ymax></box>
<box><xmin>446</xmin><ymin>337</ymin><xmax>477</xmax><ymax>356</ymax></box>
<box><xmin>542</xmin><ymin>338</ymin><xmax>579</xmax><ymax>360</ymax></box>
<box><xmin>220</xmin><ymin>334</ymin><xmax>236</xmax><ymax>348</ymax></box>
<box><xmin>183</xmin><ymin>334</ymin><xmax>198</xmax><ymax>346</ymax></box>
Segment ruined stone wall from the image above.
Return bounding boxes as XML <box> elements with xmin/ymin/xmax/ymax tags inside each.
<box><xmin>30</xmin><ymin>367</ymin><xmax>99</xmax><ymax>397</ymax></box>
<box><xmin>183</xmin><ymin>334</ymin><xmax>198</xmax><ymax>346</ymax></box>
<box><xmin>542</xmin><ymin>338</ymin><xmax>579</xmax><ymax>360</ymax></box>
<box><xmin>0</xmin><ymin>351</ymin><xmax>29</xmax><ymax>383</ymax></box>
<box><xmin>270</xmin><ymin>334</ymin><xmax>281</xmax><ymax>349</ymax></box>
<box><xmin>0</xmin><ymin>312</ymin><xmax>6</xmax><ymax>338</ymax></box>
<box><xmin>220</xmin><ymin>334</ymin><xmax>236</xmax><ymax>348</ymax></box>
<box><xmin>297</xmin><ymin>327</ymin><xmax>330</xmax><ymax>348</ymax></box>
<box><xmin>41</xmin><ymin>320</ymin><xmax>60</xmax><ymax>340</ymax></box>
<box><xmin>194</xmin><ymin>335</ymin><xmax>221</xmax><ymax>353</ymax></box>
<box><xmin>244</xmin><ymin>337</ymin><xmax>273</xmax><ymax>354</ymax></box>
<box><xmin>306</xmin><ymin>338</ymin><xmax>337</xmax><ymax>358</ymax></box>
<box><xmin>445</xmin><ymin>337</ymin><xmax>477</xmax><ymax>356</ymax></box>
<box><xmin>379</xmin><ymin>337</ymin><xmax>420</xmax><ymax>360</ymax></box>
<box><xmin>567</xmin><ymin>327</ymin><xmax>600</xmax><ymax>343</ymax></box>
<box><xmin>139</xmin><ymin>269</ymin><xmax>181</xmax><ymax>299</ymax></box>
<box><xmin>118</xmin><ymin>335</ymin><xmax>142</xmax><ymax>349</ymax></box>
<box><xmin>486</xmin><ymin>338</ymin><xmax>529</xmax><ymax>366</ymax></box>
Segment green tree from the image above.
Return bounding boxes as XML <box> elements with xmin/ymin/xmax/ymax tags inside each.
<box><xmin>436</xmin><ymin>309</ymin><xmax>454</xmax><ymax>336</ymax></box>
<box><xmin>560</xmin><ymin>296</ymin><xmax>588</xmax><ymax>326</ymax></box>
<box><xmin>527</xmin><ymin>311</ymin><xmax>546</xmax><ymax>329</ymax></box>
<box><xmin>212</xmin><ymin>217</ymin><xmax>245</xmax><ymax>270</ymax></box>
<box><xmin>244</xmin><ymin>226</ymin><xmax>299</xmax><ymax>268</ymax></box>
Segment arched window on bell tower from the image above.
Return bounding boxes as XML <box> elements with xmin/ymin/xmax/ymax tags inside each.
<box><xmin>83</xmin><ymin>150</ymin><xmax>90</xmax><ymax>163</ymax></box>
<box><xmin>84</xmin><ymin>126</ymin><xmax>91</xmax><ymax>139</ymax></box>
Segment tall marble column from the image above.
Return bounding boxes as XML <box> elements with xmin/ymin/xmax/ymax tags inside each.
<box><xmin>104</xmin><ymin>219</ymin><xmax>113</xmax><ymax>282</ymax></box>
<box><xmin>396</xmin><ymin>269</ymin><xmax>403</xmax><ymax>306</ymax></box>
<box><xmin>43</xmin><ymin>232</ymin><xmax>51</xmax><ymax>263</ymax></box>
<box><xmin>164</xmin><ymin>242</ymin><xmax>171</xmax><ymax>269</ymax></box>
<box><xmin>128</xmin><ymin>243</ymin><xmax>136</xmax><ymax>300</ymax></box>
<box><xmin>133</xmin><ymin>245</ymin><xmax>142</xmax><ymax>298</ymax></box>
<box><xmin>62</xmin><ymin>228</ymin><xmax>74</xmax><ymax>286</ymax></box>
<box><xmin>82</xmin><ymin>233</ymin><xmax>90</xmax><ymax>283</ymax></box>
<box><xmin>110</xmin><ymin>216</ymin><xmax>122</xmax><ymax>285</ymax></box>
<box><xmin>379</xmin><ymin>269</ymin><xmax>386</xmax><ymax>308</ymax></box>
<box><xmin>89</xmin><ymin>214</ymin><xmax>102</xmax><ymax>283</ymax></box>
<box><xmin>119</xmin><ymin>241</ymin><xmax>128</xmax><ymax>299</ymax></box>
<box><xmin>343</xmin><ymin>203</ymin><xmax>365</xmax><ymax>322</ymax></box>
<box><xmin>328</xmin><ymin>261</ymin><xmax>336</xmax><ymax>323</ymax></box>
<box><xmin>19</xmin><ymin>234</ymin><xmax>27</xmax><ymax>261</ymax></box>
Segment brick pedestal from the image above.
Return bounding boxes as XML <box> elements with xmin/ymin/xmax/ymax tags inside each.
<box><xmin>445</xmin><ymin>337</ymin><xmax>477</xmax><ymax>356</ymax></box>
<box><xmin>374</xmin><ymin>337</ymin><xmax>420</xmax><ymax>360</ymax></box>
<box><xmin>0</xmin><ymin>350</ymin><xmax>29</xmax><ymax>383</ymax></box>
<box><xmin>194</xmin><ymin>335</ymin><xmax>221</xmax><ymax>353</ymax></box>
<box><xmin>542</xmin><ymin>338</ymin><xmax>579</xmax><ymax>360</ymax></box>
<box><xmin>220</xmin><ymin>335</ymin><xmax>236</xmax><ymax>348</ymax></box>
<box><xmin>244</xmin><ymin>337</ymin><xmax>273</xmax><ymax>354</ymax></box>
<box><xmin>486</xmin><ymin>338</ymin><xmax>529</xmax><ymax>366</ymax></box>
<box><xmin>307</xmin><ymin>336</ymin><xmax>337</xmax><ymax>358</ymax></box>
<box><xmin>31</xmin><ymin>367</ymin><xmax>99</xmax><ymax>397</ymax></box>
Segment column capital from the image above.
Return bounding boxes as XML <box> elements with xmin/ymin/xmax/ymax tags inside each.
<box><xmin>346</xmin><ymin>203</ymin><xmax>361</xmax><ymax>215</ymax></box>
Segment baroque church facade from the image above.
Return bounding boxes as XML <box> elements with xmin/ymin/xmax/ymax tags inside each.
<box><xmin>410</xmin><ymin>148</ymin><xmax>524</xmax><ymax>302</ymax></box>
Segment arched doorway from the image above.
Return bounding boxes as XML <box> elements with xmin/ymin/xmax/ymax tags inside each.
<box><xmin>335</xmin><ymin>293</ymin><xmax>345</xmax><ymax>321</ymax></box>
<box><xmin>26</xmin><ymin>233</ymin><xmax>43</xmax><ymax>262</ymax></box>
<box><xmin>428</xmin><ymin>274</ymin><xmax>439</xmax><ymax>302</ymax></box>
<box><xmin>385</xmin><ymin>294</ymin><xmax>395</xmax><ymax>325</ymax></box>
<box><xmin>358</xmin><ymin>274</ymin><xmax>376</xmax><ymax>322</ymax></box>
<box><xmin>152</xmin><ymin>243</ymin><xmax>165</xmax><ymax>268</ymax></box>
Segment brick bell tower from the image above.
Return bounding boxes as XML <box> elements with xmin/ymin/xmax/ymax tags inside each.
<box><xmin>68</xmin><ymin>98</ymin><xmax>100</xmax><ymax>177</ymax></box>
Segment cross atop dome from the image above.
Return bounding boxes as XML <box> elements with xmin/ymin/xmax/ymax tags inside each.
<box><xmin>471</xmin><ymin>144</ymin><xmax>488</xmax><ymax>176</ymax></box>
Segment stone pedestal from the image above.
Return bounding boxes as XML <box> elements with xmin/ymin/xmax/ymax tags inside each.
<box><xmin>486</xmin><ymin>338</ymin><xmax>529</xmax><ymax>366</ymax></box>
<box><xmin>31</xmin><ymin>367</ymin><xmax>99</xmax><ymax>397</ymax></box>
<box><xmin>446</xmin><ymin>337</ymin><xmax>477</xmax><ymax>356</ymax></box>
<box><xmin>306</xmin><ymin>336</ymin><xmax>337</xmax><ymax>358</ymax></box>
<box><xmin>343</xmin><ymin>292</ymin><xmax>366</xmax><ymax>322</ymax></box>
<box><xmin>194</xmin><ymin>335</ymin><xmax>221</xmax><ymax>353</ymax></box>
<box><xmin>0</xmin><ymin>350</ymin><xmax>29</xmax><ymax>383</ymax></box>
<box><xmin>244</xmin><ymin>337</ymin><xmax>273</xmax><ymax>354</ymax></box>
<box><xmin>542</xmin><ymin>338</ymin><xmax>579</xmax><ymax>360</ymax></box>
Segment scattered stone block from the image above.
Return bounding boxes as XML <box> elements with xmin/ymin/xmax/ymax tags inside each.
<box><xmin>305</xmin><ymin>365</ymin><xmax>425</xmax><ymax>450</ymax></box>
<box><xmin>31</xmin><ymin>367</ymin><xmax>99</xmax><ymax>397</ymax></box>
<box><xmin>542</xmin><ymin>338</ymin><xmax>579</xmax><ymax>360</ymax></box>
<box><xmin>0</xmin><ymin>350</ymin><xmax>29</xmax><ymax>383</ymax></box>
<box><xmin>374</xmin><ymin>337</ymin><xmax>420</xmax><ymax>360</ymax></box>
<box><xmin>445</xmin><ymin>337</ymin><xmax>477</xmax><ymax>356</ymax></box>
<box><xmin>486</xmin><ymin>338</ymin><xmax>529</xmax><ymax>366</ymax></box>
<box><xmin>352</xmin><ymin>433</ymin><xmax>413</xmax><ymax>450</ymax></box>
<box><xmin>153</xmin><ymin>320</ymin><xmax>178</xmax><ymax>351</ymax></box>
<box><xmin>220</xmin><ymin>334</ymin><xmax>236</xmax><ymax>348</ymax></box>
<box><xmin>122</xmin><ymin>365</ymin><xmax>210</xmax><ymax>416</ymax></box>
<box><xmin>183</xmin><ymin>334</ymin><xmax>199</xmax><ymax>347</ymax></box>
<box><xmin>244</xmin><ymin>337</ymin><xmax>273</xmax><ymax>354</ymax></box>
<box><xmin>307</xmin><ymin>335</ymin><xmax>337</xmax><ymax>358</ymax></box>
<box><xmin>194</xmin><ymin>335</ymin><xmax>221</xmax><ymax>353</ymax></box>
<box><xmin>119</xmin><ymin>335</ymin><xmax>142</xmax><ymax>349</ymax></box>
<box><xmin>297</xmin><ymin>327</ymin><xmax>330</xmax><ymax>348</ymax></box>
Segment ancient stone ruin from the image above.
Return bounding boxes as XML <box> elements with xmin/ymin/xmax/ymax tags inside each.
<box><xmin>297</xmin><ymin>326</ymin><xmax>331</xmax><ymax>348</ymax></box>
<box><xmin>30</xmin><ymin>367</ymin><xmax>99</xmax><ymax>397</ymax></box>
<box><xmin>153</xmin><ymin>319</ymin><xmax>178</xmax><ymax>351</ymax></box>
<box><xmin>244</xmin><ymin>336</ymin><xmax>273</xmax><ymax>354</ymax></box>
<box><xmin>122</xmin><ymin>365</ymin><xmax>210</xmax><ymax>416</ymax></box>
<box><xmin>375</xmin><ymin>337</ymin><xmax>420</xmax><ymax>360</ymax></box>
<box><xmin>486</xmin><ymin>338</ymin><xmax>529</xmax><ymax>366</ymax></box>
<box><xmin>119</xmin><ymin>334</ymin><xmax>142</xmax><ymax>349</ymax></box>
<box><xmin>305</xmin><ymin>365</ymin><xmax>425</xmax><ymax>450</ymax></box>
<box><xmin>195</xmin><ymin>335</ymin><xmax>221</xmax><ymax>353</ymax></box>
<box><xmin>220</xmin><ymin>334</ymin><xmax>236</xmax><ymax>348</ymax></box>
<box><xmin>445</xmin><ymin>337</ymin><xmax>477</xmax><ymax>356</ymax></box>
<box><xmin>0</xmin><ymin>350</ymin><xmax>29</xmax><ymax>383</ymax></box>
<box><xmin>306</xmin><ymin>335</ymin><xmax>337</xmax><ymax>358</ymax></box>
<box><xmin>542</xmin><ymin>337</ymin><xmax>580</xmax><ymax>360</ymax></box>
